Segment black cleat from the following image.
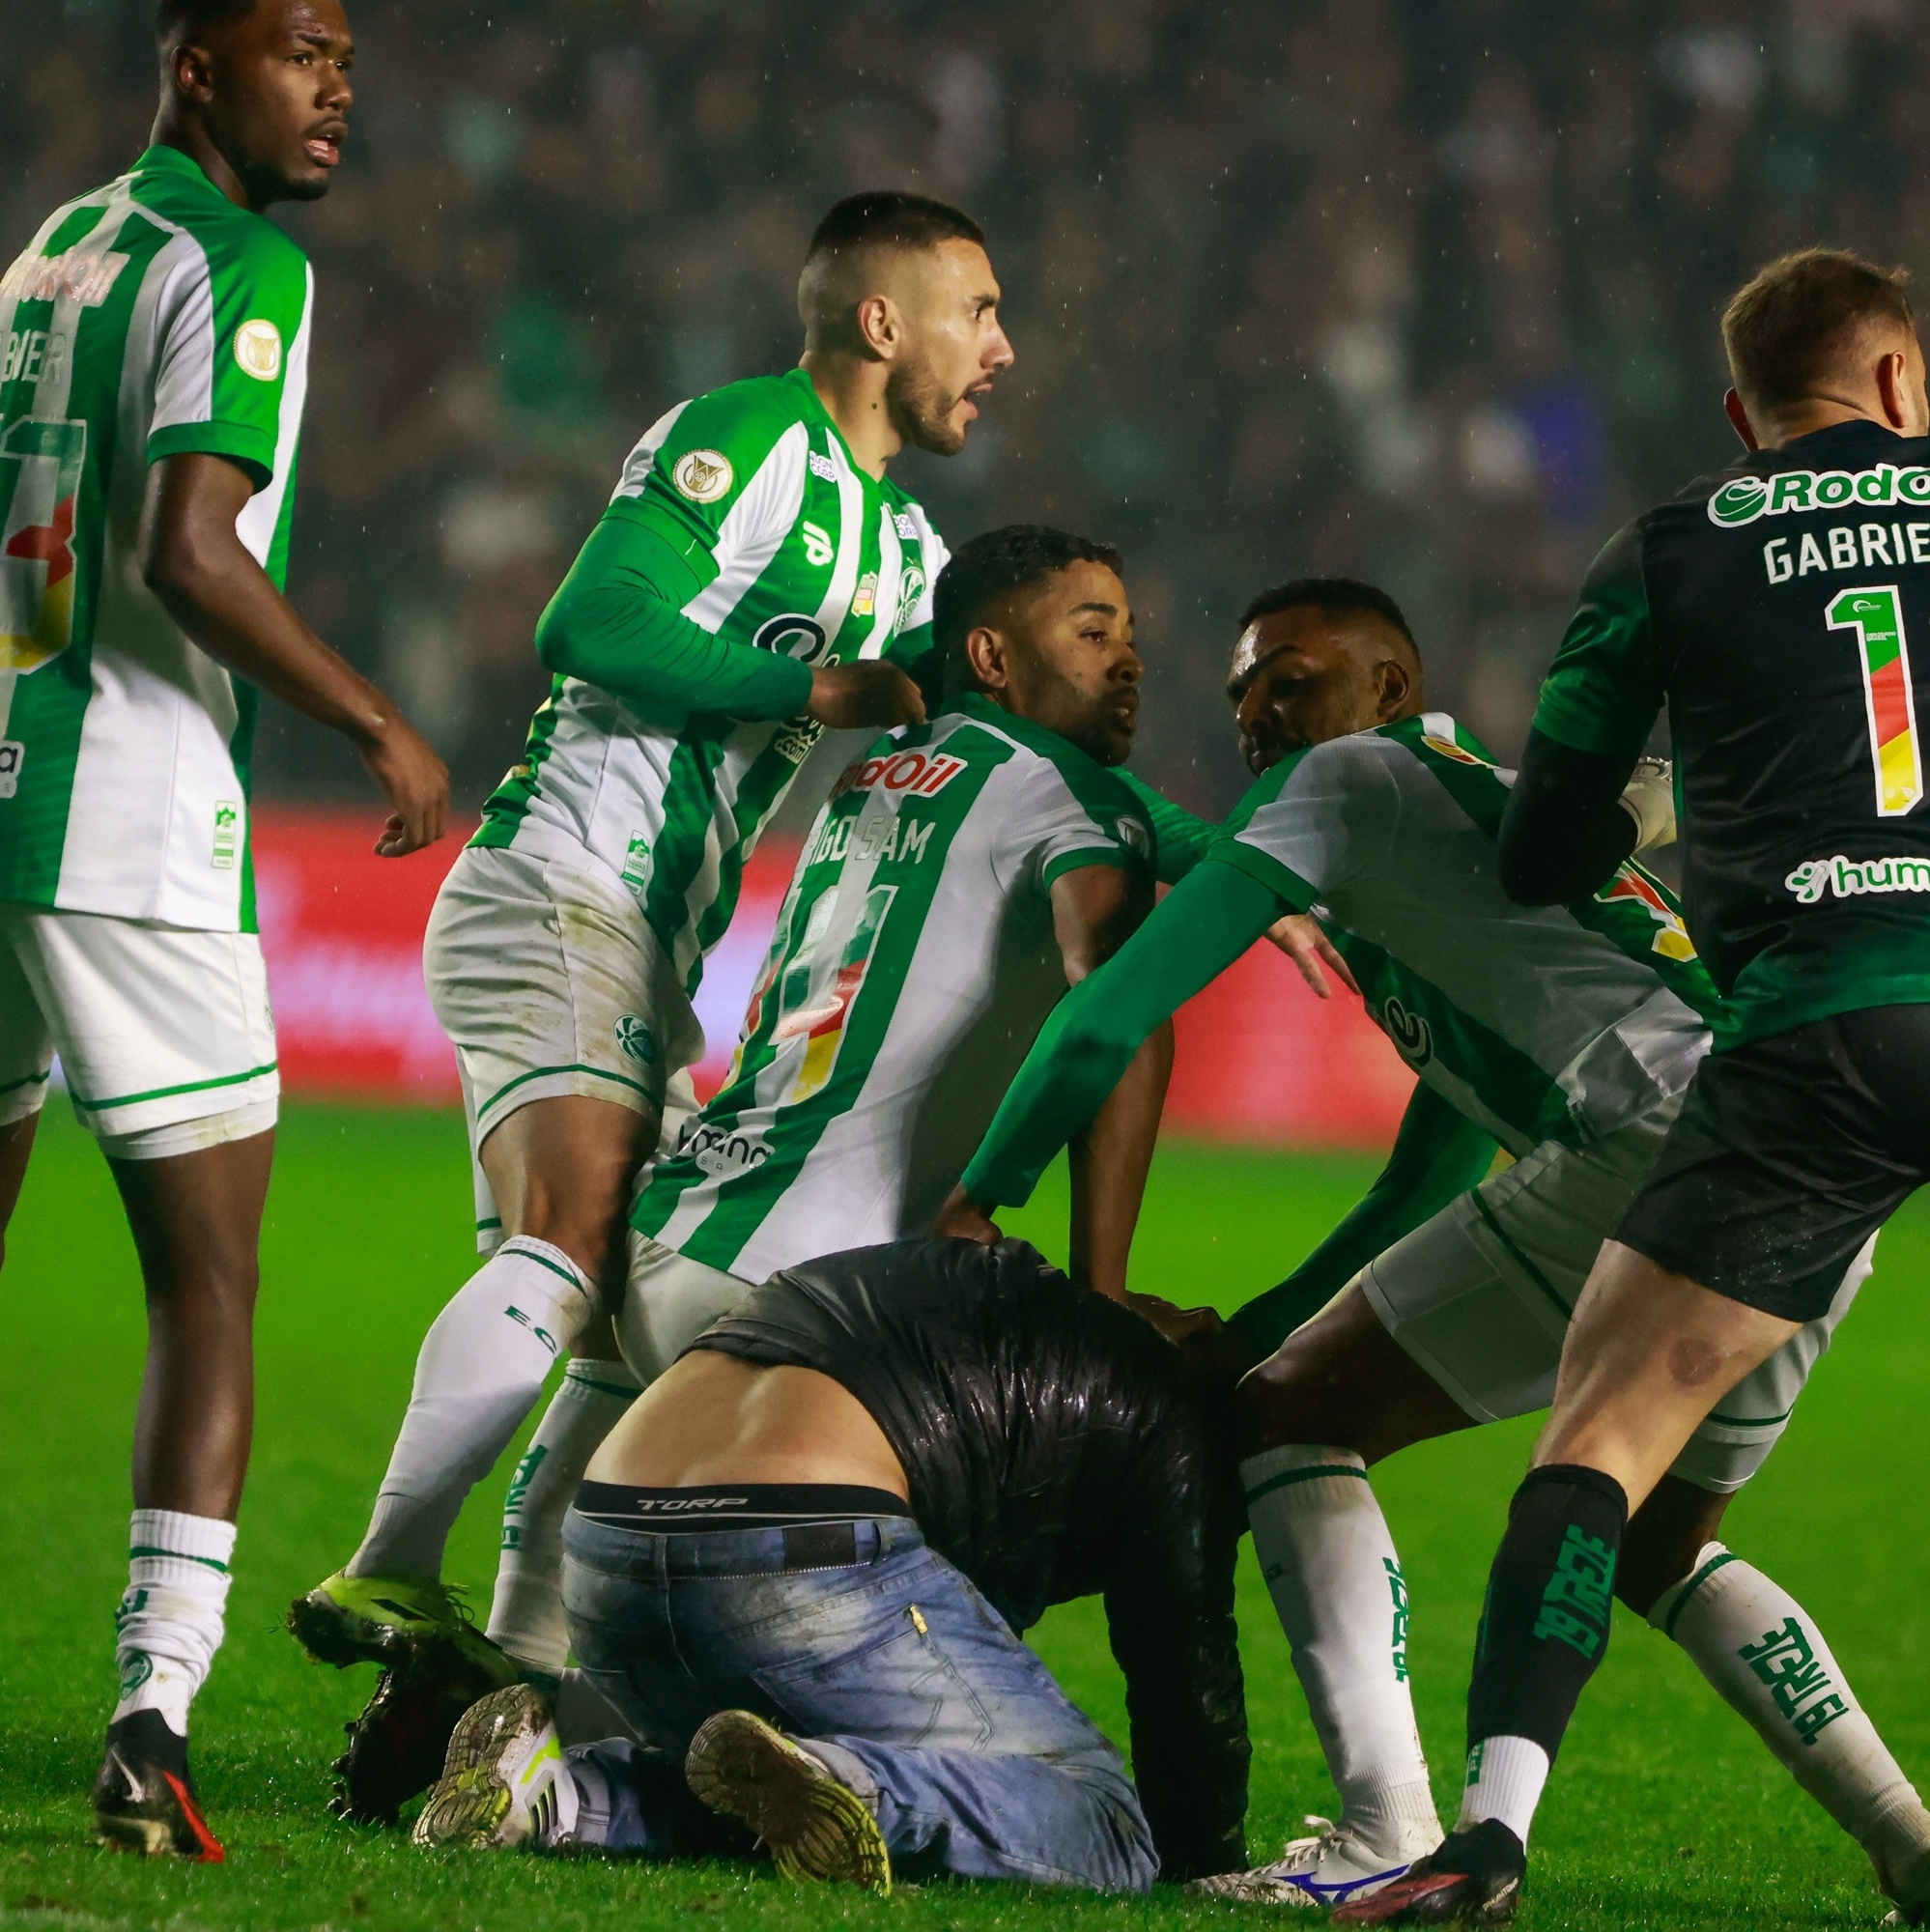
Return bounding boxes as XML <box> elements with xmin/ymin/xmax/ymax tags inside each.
<box><xmin>93</xmin><ymin>1710</ymin><xmax>225</xmax><ymax>1861</ymax></box>
<box><xmin>331</xmin><ymin>1656</ymin><xmax>517</xmax><ymax>1826</ymax></box>
<box><xmin>1331</xmin><ymin>1820</ymin><xmax>1525</xmax><ymax>1925</ymax></box>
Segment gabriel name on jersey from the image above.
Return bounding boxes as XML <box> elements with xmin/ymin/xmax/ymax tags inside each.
<box><xmin>475</xmin><ymin>366</ymin><xmax>950</xmax><ymax>997</ymax></box>
<box><xmin>631</xmin><ymin>695</ymin><xmax>1153</xmax><ymax>1286</ymax></box>
<box><xmin>1536</xmin><ymin>416</ymin><xmax>1930</xmax><ymax>1045</ymax></box>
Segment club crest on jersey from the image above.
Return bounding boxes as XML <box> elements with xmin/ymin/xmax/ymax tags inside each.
<box><xmin>833</xmin><ymin>748</ymin><xmax>967</xmax><ymax>800</ymax></box>
<box><xmin>1599</xmin><ymin>866</ymin><xmax>1698</xmax><ymax>961</ymax></box>
<box><xmin>894</xmin><ymin>564</ymin><xmax>926</xmax><ymax>632</ymax></box>
<box><xmin>672</xmin><ymin>447</ymin><xmax>733</xmax><ymax>503</ymax></box>
<box><xmin>613</xmin><ymin>1014</ymin><xmax>658</xmax><ymax>1064</ymax></box>
<box><xmin>1709</xmin><ymin>462</ymin><xmax>1930</xmax><ymax>528</ymax></box>
<box><xmin>1380</xmin><ymin>995</ymin><xmax>1433</xmax><ymax>1067</ymax></box>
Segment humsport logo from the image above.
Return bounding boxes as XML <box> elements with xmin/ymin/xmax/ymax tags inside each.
<box><xmin>1786</xmin><ymin>854</ymin><xmax>1930</xmax><ymax>902</ymax></box>
<box><xmin>1709</xmin><ymin>463</ymin><xmax>1930</xmax><ymax>527</ymax></box>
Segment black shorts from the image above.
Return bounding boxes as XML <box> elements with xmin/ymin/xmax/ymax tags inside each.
<box><xmin>1616</xmin><ymin>1004</ymin><xmax>1930</xmax><ymax>1321</ymax></box>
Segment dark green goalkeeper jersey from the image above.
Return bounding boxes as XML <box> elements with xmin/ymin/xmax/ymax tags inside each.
<box><xmin>1535</xmin><ymin>416</ymin><xmax>1930</xmax><ymax>1047</ymax></box>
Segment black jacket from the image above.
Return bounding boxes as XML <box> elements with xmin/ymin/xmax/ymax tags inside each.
<box><xmin>694</xmin><ymin>1236</ymin><xmax>1248</xmax><ymax>1881</ymax></box>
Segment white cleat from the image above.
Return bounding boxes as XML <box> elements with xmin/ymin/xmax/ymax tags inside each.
<box><xmin>412</xmin><ymin>1683</ymin><xmax>579</xmax><ymax>1851</ymax></box>
<box><xmin>1188</xmin><ymin>1816</ymin><xmax>1422</xmax><ymax>1908</ymax></box>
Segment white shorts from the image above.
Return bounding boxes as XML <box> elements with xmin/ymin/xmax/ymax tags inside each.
<box><xmin>1360</xmin><ymin>1098</ymin><xmax>1873</xmax><ymax>1493</ymax></box>
<box><xmin>615</xmin><ymin>1234</ymin><xmax>757</xmax><ymax>1383</ymax></box>
<box><xmin>0</xmin><ymin>902</ymin><xmax>278</xmax><ymax>1154</ymax></box>
<box><xmin>424</xmin><ymin>845</ymin><xmax>707</xmax><ymax>1251</ymax></box>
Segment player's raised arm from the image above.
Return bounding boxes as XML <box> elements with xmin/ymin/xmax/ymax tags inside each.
<box><xmin>141</xmin><ymin>452</ymin><xmax>447</xmax><ymax>856</ymax></box>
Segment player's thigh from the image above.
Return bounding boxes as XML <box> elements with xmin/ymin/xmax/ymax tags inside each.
<box><xmin>1235</xmin><ymin>1281</ymin><xmax>1471</xmax><ymax>1463</ymax></box>
<box><xmin>11</xmin><ymin>906</ymin><xmax>278</xmax><ymax>1154</ymax></box>
<box><xmin>1355</xmin><ymin>1106</ymin><xmax>1675</xmax><ymax>1429</ymax></box>
<box><xmin>615</xmin><ymin>1235</ymin><xmax>756</xmax><ymax>1383</ymax></box>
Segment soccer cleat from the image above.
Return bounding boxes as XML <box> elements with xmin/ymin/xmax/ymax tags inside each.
<box><xmin>1188</xmin><ymin>1815</ymin><xmax>1418</xmax><ymax>1907</ymax></box>
<box><xmin>92</xmin><ymin>1709</ymin><xmax>225</xmax><ymax>1861</ymax></box>
<box><xmin>331</xmin><ymin>1660</ymin><xmax>512</xmax><ymax>1827</ymax></box>
<box><xmin>1330</xmin><ymin>1821</ymin><xmax>1525</xmax><ymax>1925</ymax></box>
<box><xmin>288</xmin><ymin>1571</ymin><xmax>511</xmax><ymax>1679</ymax></box>
<box><xmin>413</xmin><ymin>1684</ymin><xmax>577</xmax><ymax>1851</ymax></box>
<box><xmin>685</xmin><ymin>1709</ymin><xmax>891</xmax><ymax>1893</ymax></box>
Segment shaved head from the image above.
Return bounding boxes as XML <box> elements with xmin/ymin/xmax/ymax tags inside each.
<box><xmin>156</xmin><ymin>0</ymin><xmax>260</xmax><ymax>49</ymax></box>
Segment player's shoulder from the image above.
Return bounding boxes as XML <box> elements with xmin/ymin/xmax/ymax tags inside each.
<box><xmin>954</xmin><ymin>700</ymin><xmax>1154</xmax><ymax>858</ymax></box>
<box><xmin>664</xmin><ymin>370</ymin><xmax>820</xmax><ymax>465</ymax></box>
<box><xmin>129</xmin><ymin>157</ymin><xmax>309</xmax><ymax>277</ymax></box>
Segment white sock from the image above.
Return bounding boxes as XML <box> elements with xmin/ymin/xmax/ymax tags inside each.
<box><xmin>113</xmin><ymin>1510</ymin><xmax>236</xmax><ymax>1738</ymax></box>
<box><xmin>349</xmin><ymin>1237</ymin><xmax>596</xmax><ymax>1580</ymax></box>
<box><xmin>1654</xmin><ymin>1543</ymin><xmax>1930</xmax><ymax>1888</ymax></box>
<box><xmin>1242</xmin><ymin>1446</ymin><xmax>1441</xmax><ymax>1858</ymax></box>
<box><xmin>487</xmin><ymin>1355</ymin><xmax>641</xmax><ymax>1675</ymax></box>
<box><xmin>1455</xmin><ymin>1735</ymin><xmax>1548</xmax><ymax>1846</ymax></box>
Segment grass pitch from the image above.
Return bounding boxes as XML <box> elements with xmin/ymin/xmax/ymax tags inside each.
<box><xmin>2</xmin><ymin>1101</ymin><xmax>1927</xmax><ymax>1931</ymax></box>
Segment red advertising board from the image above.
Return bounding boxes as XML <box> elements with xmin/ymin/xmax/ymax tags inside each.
<box><xmin>252</xmin><ymin>810</ymin><xmax>1411</xmax><ymax>1148</ymax></box>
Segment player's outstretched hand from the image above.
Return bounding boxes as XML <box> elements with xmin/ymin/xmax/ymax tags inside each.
<box><xmin>808</xmin><ymin>661</ymin><xmax>928</xmax><ymax>732</ymax></box>
<box><xmin>1266</xmin><ymin>912</ymin><xmax>1360</xmax><ymax>1000</ymax></box>
<box><xmin>1618</xmin><ymin>754</ymin><xmax>1677</xmax><ymax>853</ymax></box>
<box><xmin>360</xmin><ymin>712</ymin><xmax>450</xmax><ymax>858</ymax></box>
<box><xmin>934</xmin><ymin>1183</ymin><xmax>1002</xmax><ymax>1247</ymax></box>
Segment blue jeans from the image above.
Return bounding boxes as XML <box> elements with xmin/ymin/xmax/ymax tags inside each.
<box><xmin>560</xmin><ymin>1509</ymin><xmax>1157</xmax><ymax>1890</ymax></box>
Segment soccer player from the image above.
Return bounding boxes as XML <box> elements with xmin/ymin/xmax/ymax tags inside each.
<box><xmin>0</xmin><ymin>0</ymin><xmax>448</xmax><ymax>1860</ymax></box>
<box><xmin>617</xmin><ymin>523</ymin><xmax>1169</xmax><ymax>1364</ymax></box>
<box><xmin>290</xmin><ymin>193</ymin><xmax>1011</xmax><ymax>1804</ymax></box>
<box><xmin>411</xmin><ymin>1236</ymin><xmax>1248</xmax><ymax>1892</ymax></box>
<box><xmin>936</xmin><ymin>578</ymin><xmax>1929</xmax><ymax>1917</ymax></box>
<box><xmin>1332</xmin><ymin>252</ymin><xmax>1930</xmax><ymax>1925</ymax></box>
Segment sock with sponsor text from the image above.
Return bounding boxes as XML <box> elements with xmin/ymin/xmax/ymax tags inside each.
<box><xmin>112</xmin><ymin>1510</ymin><xmax>236</xmax><ymax>1737</ymax></box>
<box><xmin>349</xmin><ymin>1237</ymin><xmax>597</xmax><ymax>1581</ymax></box>
<box><xmin>1242</xmin><ymin>1446</ymin><xmax>1441</xmax><ymax>1859</ymax></box>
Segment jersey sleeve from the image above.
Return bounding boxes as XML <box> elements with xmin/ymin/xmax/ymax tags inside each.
<box><xmin>1117</xmin><ymin>771</ymin><xmax>1218</xmax><ymax>884</ymax></box>
<box><xmin>1531</xmin><ymin>521</ymin><xmax>1665</xmax><ymax>760</ymax></box>
<box><xmin>1206</xmin><ymin>736</ymin><xmax>1396</xmax><ymax>912</ymax></box>
<box><xmin>999</xmin><ymin>755</ymin><xmax>1156</xmax><ymax>896</ymax></box>
<box><xmin>147</xmin><ymin>225</ymin><xmax>311</xmax><ymax>490</ymax></box>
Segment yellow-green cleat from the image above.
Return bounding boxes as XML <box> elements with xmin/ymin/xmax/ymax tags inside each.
<box><xmin>288</xmin><ymin>1571</ymin><xmax>512</xmax><ymax>1675</ymax></box>
<box><xmin>685</xmin><ymin>1709</ymin><xmax>891</xmax><ymax>1894</ymax></box>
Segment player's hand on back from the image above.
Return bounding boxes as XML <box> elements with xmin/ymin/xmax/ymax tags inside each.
<box><xmin>934</xmin><ymin>1183</ymin><xmax>1002</xmax><ymax>1247</ymax></box>
<box><xmin>1265</xmin><ymin>912</ymin><xmax>1360</xmax><ymax>1000</ymax></box>
<box><xmin>808</xmin><ymin>661</ymin><xmax>928</xmax><ymax>731</ymax></box>
<box><xmin>359</xmin><ymin>712</ymin><xmax>450</xmax><ymax>858</ymax></box>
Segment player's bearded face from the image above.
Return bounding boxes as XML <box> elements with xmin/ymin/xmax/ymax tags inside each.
<box><xmin>883</xmin><ymin>242</ymin><xmax>1011</xmax><ymax>457</ymax></box>
<box><xmin>208</xmin><ymin>0</ymin><xmax>355</xmax><ymax>207</ymax></box>
<box><xmin>885</xmin><ymin>351</ymin><xmax>974</xmax><ymax>457</ymax></box>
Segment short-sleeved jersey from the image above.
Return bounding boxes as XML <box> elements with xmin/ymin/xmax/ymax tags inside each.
<box><xmin>475</xmin><ymin>366</ymin><xmax>951</xmax><ymax>994</ymax></box>
<box><xmin>1210</xmin><ymin>712</ymin><xmax>1718</xmax><ymax>1155</ymax></box>
<box><xmin>632</xmin><ymin>695</ymin><xmax>1152</xmax><ymax>1281</ymax></box>
<box><xmin>0</xmin><ymin>146</ymin><xmax>312</xmax><ymax>929</ymax></box>
<box><xmin>1533</xmin><ymin>418</ymin><xmax>1930</xmax><ymax>1047</ymax></box>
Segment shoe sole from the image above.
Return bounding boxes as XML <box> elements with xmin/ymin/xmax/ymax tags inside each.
<box><xmin>287</xmin><ymin>1591</ymin><xmax>416</xmax><ymax>1668</ymax></box>
<box><xmin>686</xmin><ymin>1712</ymin><xmax>890</xmax><ymax>1893</ymax></box>
<box><xmin>1334</xmin><ymin>1870</ymin><xmax>1518</xmax><ymax>1926</ymax></box>
<box><xmin>412</xmin><ymin>1686</ymin><xmax>549</xmax><ymax>1850</ymax></box>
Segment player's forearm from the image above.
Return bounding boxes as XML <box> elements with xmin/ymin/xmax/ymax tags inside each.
<box><xmin>1119</xmin><ymin>771</ymin><xmax>1217</xmax><ymax>884</ymax></box>
<box><xmin>1067</xmin><ymin>1021</ymin><xmax>1175</xmax><ymax>1300</ymax></box>
<box><xmin>535</xmin><ymin>512</ymin><xmax>812</xmax><ymax>721</ymax></box>
<box><xmin>1227</xmin><ymin>1083</ymin><xmax>1497</xmax><ymax>1356</ymax></box>
<box><xmin>961</xmin><ymin>861</ymin><xmax>1283</xmax><ymax>1209</ymax></box>
<box><xmin>1497</xmin><ymin>726</ymin><xmax>1639</xmax><ymax>905</ymax></box>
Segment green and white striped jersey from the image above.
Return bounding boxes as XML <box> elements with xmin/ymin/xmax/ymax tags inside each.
<box><xmin>0</xmin><ymin>146</ymin><xmax>313</xmax><ymax>929</ymax></box>
<box><xmin>1212</xmin><ymin>712</ymin><xmax>1723</xmax><ymax>1154</ymax></box>
<box><xmin>632</xmin><ymin>695</ymin><xmax>1153</xmax><ymax>1282</ymax></box>
<box><xmin>476</xmin><ymin>366</ymin><xmax>950</xmax><ymax>995</ymax></box>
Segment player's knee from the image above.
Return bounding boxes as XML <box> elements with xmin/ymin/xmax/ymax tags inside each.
<box><xmin>1235</xmin><ymin>1334</ymin><xmax>1341</xmax><ymax>1456</ymax></box>
<box><xmin>1616</xmin><ymin>1476</ymin><xmax>1727</xmax><ymax>1617</ymax></box>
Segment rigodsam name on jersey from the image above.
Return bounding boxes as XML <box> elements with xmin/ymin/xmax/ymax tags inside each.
<box><xmin>631</xmin><ymin>695</ymin><xmax>1152</xmax><ymax>1283</ymax></box>
<box><xmin>475</xmin><ymin>366</ymin><xmax>951</xmax><ymax>995</ymax></box>
<box><xmin>0</xmin><ymin>145</ymin><xmax>312</xmax><ymax>929</ymax></box>
<box><xmin>1211</xmin><ymin>711</ymin><xmax>1720</xmax><ymax>1155</ymax></box>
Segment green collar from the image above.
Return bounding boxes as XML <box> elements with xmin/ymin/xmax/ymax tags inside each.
<box><xmin>131</xmin><ymin>143</ymin><xmax>231</xmax><ymax>201</ymax></box>
<box><xmin>944</xmin><ymin>691</ymin><xmax>1093</xmax><ymax>764</ymax></box>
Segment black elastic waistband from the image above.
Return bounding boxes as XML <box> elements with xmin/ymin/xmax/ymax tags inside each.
<box><xmin>573</xmin><ymin>1481</ymin><xmax>912</xmax><ymax>1535</ymax></box>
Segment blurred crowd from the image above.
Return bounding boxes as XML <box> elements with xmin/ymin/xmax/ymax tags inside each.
<box><xmin>6</xmin><ymin>0</ymin><xmax>1927</xmax><ymax>815</ymax></box>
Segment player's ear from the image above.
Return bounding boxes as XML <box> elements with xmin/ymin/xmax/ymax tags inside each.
<box><xmin>1722</xmin><ymin>387</ymin><xmax>1760</xmax><ymax>452</ymax></box>
<box><xmin>963</xmin><ymin>623</ymin><xmax>1009</xmax><ymax>692</ymax></box>
<box><xmin>1875</xmin><ymin>348</ymin><xmax>1913</xmax><ymax>433</ymax></box>
<box><xmin>167</xmin><ymin>40</ymin><xmax>218</xmax><ymax>104</ymax></box>
<box><xmin>1374</xmin><ymin>653</ymin><xmax>1413</xmax><ymax>721</ymax></box>
<box><xmin>853</xmin><ymin>292</ymin><xmax>899</xmax><ymax>363</ymax></box>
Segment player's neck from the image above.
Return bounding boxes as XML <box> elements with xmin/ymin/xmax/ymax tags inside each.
<box><xmin>149</xmin><ymin>108</ymin><xmax>255</xmax><ymax>212</ymax></box>
<box><xmin>1754</xmin><ymin>399</ymin><xmax>1900</xmax><ymax>450</ymax></box>
<box><xmin>802</xmin><ymin>355</ymin><xmax>900</xmax><ymax>480</ymax></box>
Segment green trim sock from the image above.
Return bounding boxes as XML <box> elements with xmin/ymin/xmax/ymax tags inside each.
<box><xmin>350</xmin><ymin>1237</ymin><xmax>597</xmax><ymax>1580</ymax></box>
<box><xmin>1455</xmin><ymin>1735</ymin><xmax>1548</xmax><ymax>1846</ymax></box>
<box><xmin>112</xmin><ymin>1509</ymin><xmax>236</xmax><ymax>1738</ymax></box>
<box><xmin>488</xmin><ymin>1356</ymin><xmax>643</xmax><ymax>1675</ymax></box>
<box><xmin>1654</xmin><ymin>1542</ymin><xmax>1930</xmax><ymax>1906</ymax></box>
<box><xmin>1241</xmin><ymin>1446</ymin><xmax>1441</xmax><ymax>1859</ymax></box>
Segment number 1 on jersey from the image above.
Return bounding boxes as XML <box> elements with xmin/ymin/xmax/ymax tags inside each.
<box><xmin>1829</xmin><ymin>584</ymin><xmax>1923</xmax><ymax>817</ymax></box>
